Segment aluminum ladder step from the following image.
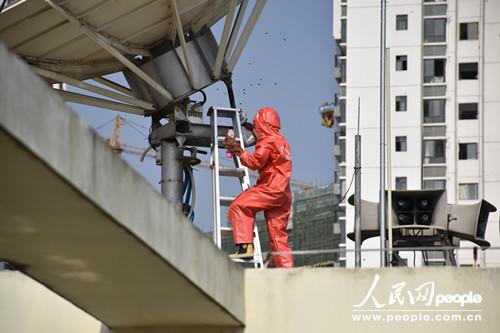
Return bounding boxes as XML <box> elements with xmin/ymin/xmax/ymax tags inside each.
<box><xmin>220</xmin><ymin>196</ymin><xmax>236</xmax><ymax>206</ymax></box>
<box><xmin>220</xmin><ymin>226</ymin><xmax>233</xmax><ymax>236</ymax></box>
<box><xmin>219</xmin><ymin>167</ymin><xmax>246</xmax><ymax>178</ymax></box>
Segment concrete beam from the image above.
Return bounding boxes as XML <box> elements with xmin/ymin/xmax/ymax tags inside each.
<box><xmin>0</xmin><ymin>43</ymin><xmax>244</xmax><ymax>329</ymax></box>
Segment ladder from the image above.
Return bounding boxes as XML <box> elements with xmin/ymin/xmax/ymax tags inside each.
<box><xmin>209</xmin><ymin>107</ymin><xmax>264</xmax><ymax>268</ymax></box>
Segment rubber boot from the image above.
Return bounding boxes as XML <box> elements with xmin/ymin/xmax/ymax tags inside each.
<box><xmin>229</xmin><ymin>243</ymin><xmax>254</xmax><ymax>261</ymax></box>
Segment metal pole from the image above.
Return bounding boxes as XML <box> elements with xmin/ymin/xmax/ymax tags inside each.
<box><xmin>161</xmin><ymin>141</ymin><xmax>184</xmax><ymax>210</ymax></box>
<box><xmin>378</xmin><ymin>0</ymin><xmax>387</xmax><ymax>267</ymax></box>
<box><xmin>354</xmin><ymin>134</ymin><xmax>362</xmax><ymax>267</ymax></box>
<box><xmin>385</xmin><ymin>47</ymin><xmax>393</xmax><ymax>266</ymax></box>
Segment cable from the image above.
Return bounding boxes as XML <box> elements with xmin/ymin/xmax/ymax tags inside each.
<box><xmin>182</xmin><ymin>166</ymin><xmax>196</xmax><ymax>222</ymax></box>
<box><xmin>182</xmin><ymin>167</ymin><xmax>191</xmax><ymax>213</ymax></box>
<box><xmin>190</xmin><ymin>89</ymin><xmax>207</xmax><ymax>105</ymax></box>
<box><xmin>185</xmin><ymin>166</ymin><xmax>196</xmax><ymax>221</ymax></box>
<box><xmin>122</xmin><ymin>118</ymin><xmax>147</xmax><ymax>138</ymax></box>
<box><xmin>122</xmin><ymin>117</ymin><xmax>148</xmax><ymax>129</ymax></box>
<box><xmin>95</xmin><ymin>117</ymin><xmax>117</xmax><ymax>130</ymax></box>
<box><xmin>336</xmin><ymin>171</ymin><xmax>355</xmax><ymax>205</ymax></box>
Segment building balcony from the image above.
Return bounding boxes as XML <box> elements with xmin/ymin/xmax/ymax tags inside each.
<box><xmin>333</xmin><ymin>183</ymin><xmax>341</xmax><ymax>195</ymax></box>
<box><xmin>333</xmin><ymin>105</ymin><xmax>341</xmax><ymax>118</ymax></box>
<box><xmin>333</xmin><ymin>144</ymin><xmax>342</xmax><ymax>157</ymax></box>
<box><xmin>334</xmin><ymin>66</ymin><xmax>341</xmax><ymax>80</ymax></box>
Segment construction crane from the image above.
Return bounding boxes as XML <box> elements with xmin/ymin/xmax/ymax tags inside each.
<box><xmin>105</xmin><ymin>116</ymin><xmax>315</xmax><ymax>191</ymax></box>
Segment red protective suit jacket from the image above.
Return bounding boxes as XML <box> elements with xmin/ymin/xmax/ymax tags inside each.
<box><xmin>228</xmin><ymin>107</ymin><xmax>294</xmax><ymax>268</ymax></box>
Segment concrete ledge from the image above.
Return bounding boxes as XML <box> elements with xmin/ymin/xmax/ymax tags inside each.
<box><xmin>245</xmin><ymin>267</ymin><xmax>500</xmax><ymax>333</ymax></box>
<box><xmin>0</xmin><ymin>43</ymin><xmax>244</xmax><ymax>328</ymax></box>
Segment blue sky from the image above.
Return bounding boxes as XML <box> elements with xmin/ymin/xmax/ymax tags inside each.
<box><xmin>73</xmin><ymin>0</ymin><xmax>337</xmax><ymax>232</ymax></box>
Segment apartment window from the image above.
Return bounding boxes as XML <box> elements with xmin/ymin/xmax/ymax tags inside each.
<box><xmin>459</xmin><ymin>183</ymin><xmax>478</xmax><ymax>200</ymax></box>
<box><xmin>340</xmin><ymin>85</ymin><xmax>346</xmax><ymax>96</ymax></box>
<box><xmin>340</xmin><ymin>59</ymin><xmax>346</xmax><ymax>83</ymax></box>
<box><xmin>396</xmin><ymin>177</ymin><xmax>407</xmax><ymax>190</ymax></box>
<box><xmin>340</xmin><ymin>139</ymin><xmax>346</xmax><ymax>161</ymax></box>
<box><xmin>423</xmin><ymin>99</ymin><xmax>445</xmax><ymax>123</ymax></box>
<box><xmin>423</xmin><ymin>59</ymin><xmax>446</xmax><ymax>83</ymax></box>
<box><xmin>341</xmin><ymin>5</ymin><xmax>347</xmax><ymax>17</ymax></box>
<box><xmin>396</xmin><ymin>55</ymin><xmax>407</xmax><ymax>71</ymax></box>
<box><xmin>460</xmin><ymin>22</ymin><xmax>478</xmax><ymax>40</ymax></box>
<box><xmin>458</xmin><ymin>103</ymin><xmax>478</xmax><ymax>120</ymax></box>
<box><xmin>396</xmin><ymin>136</ymin><xmax>407</xmax><ymax>152</ymax></box>
<box><xmin>423</xmin><ymin>139</ymin><xmax>446</xmax><ymax>164</ymax></box>
<box><xmin>340</xmin><ymin>19</ymin><xmax>347</xmax><ymax>43</ymax></box>
<box><xmin>423</xmin><ymin>179</ymin><xmax>446</xmax><ymax>190</ymax></box>
<box><xmin>424</xmin><ymin>18</ymin><xmax>446</xmax><ymax>42</ymax></box>
<box><xmin>339</xmin><ymin>99</ymin><xmax>346</xmax><ymax>123</ymax></box>
<box><xmin>396</xmin><ymin>96</ymin><xmax>407</xmax><ymax>111</ymax></box>
<box><xmin>459</xmin><ymin>143</ymin><xmax>478</xmax><ymax>160</ymax></box>
<box><xmin>396</xmin><ymin>15</ymin><xmax>408</xmax><ymax>30</ymax></box>
<box><xmin>459</xmin><ymin>63</ymin><xmax>478</xmax><ymax>80</ymax></box>
<box><xmin>333</xmin><ymin>222</ymin><xmax>341</xmax><ymax>235</ymax></box>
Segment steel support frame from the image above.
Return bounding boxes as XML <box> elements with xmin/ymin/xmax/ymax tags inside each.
<box><xmin>212</xmin><ymin>0</ymin><xmax>238</xmax><ymax>79</ymax></box>
<box><xmin>46</xmin><ymin>1</ymin><xmax>149</xmax><ymax>56</ymax></box>
<box><xmin>227</xmin><ymin>0</ymin><xmax>267</xmax><ymax>72</ymax></box>
<box><xmin>34</xmin><ymin>66</ymin><xmax>156</xmax><ymax>111</ymax></box>
<box><xmin>225</xmin><ymin>0</ymin><xmax>249</xmax><ymax>62</ymax></box>
<box><xmin>170</xmin><ymin>0</ymin><xmax>197</xmax><ymax>89</ymax></box>
<box><xmin>40</xmin><ymin>0</ymin><xmax>160</xmax><ymax>59</ymax></box>
<box><xmin>42</xmin><ymin>0</ymin><xmax>264</xmax><ymax>114</ymax></box>
<box><xmin>93</xmin><ymin>77</ymin><xmax>133</xmax><ymax>96</ymax></box>
<box><xmin>24</xmin><ymin>56</ymin><xmax>123</xmax><ymax>78</ymax></box>
<box><xmin>57</xmin><ymin>90</ymin><xmax>145</xmax><ymax>115</ymax></box>
<box><xmin>45</xmin><ymin>0</ymin><xmax>174</xmax><ymax>102</ymax></box>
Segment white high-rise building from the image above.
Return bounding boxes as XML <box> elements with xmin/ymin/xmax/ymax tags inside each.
<box><xmin>332</xmin><ymin>0</ymin><xmax>500</xmax><ymax>267</ymax></box>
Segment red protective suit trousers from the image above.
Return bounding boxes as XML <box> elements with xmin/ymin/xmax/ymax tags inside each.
<box><xmin>228</xmin><ymin>185</ymin><xmax>294</xmax><ymax>268</ymax></box>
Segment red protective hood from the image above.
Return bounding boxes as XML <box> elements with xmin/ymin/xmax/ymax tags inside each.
<box><xmin>253</xmin><ymin>107</ymin><xmax>281</xmax><ymax>138</ymax></box>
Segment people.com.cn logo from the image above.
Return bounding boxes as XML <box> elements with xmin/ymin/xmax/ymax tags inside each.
<box><xmin>353</xmin><ymin>274</ymin><xmax>483</xmax><ymax>309</ymax></box>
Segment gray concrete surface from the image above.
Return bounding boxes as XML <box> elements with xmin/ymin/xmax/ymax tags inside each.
<box><xmin>245</xmin><ymin>267</ymin><xmax>500</xmax><ymax>333</ymax></box>
<box><xmin>0</xmin><ymin>271</ymin><xmax>104</xmax><ymax>333</ymax></box>
<box><xmin>0</xmin><ymin>43</ymin><xmax>244</xmax><ymax>330</ymax></box>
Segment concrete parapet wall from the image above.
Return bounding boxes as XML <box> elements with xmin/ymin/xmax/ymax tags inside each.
<box><xmin>245</xmin><ymin>267</ymin><xmax>500</xmax><ymax>333</ymax></box>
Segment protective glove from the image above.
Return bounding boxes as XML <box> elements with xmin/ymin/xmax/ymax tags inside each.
<box><xmin>223</xmin><ymin>135</ymin><xmax>243</xmax><ymax>155</ymax></box>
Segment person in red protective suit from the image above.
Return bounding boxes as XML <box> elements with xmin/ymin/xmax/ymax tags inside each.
<box><xmin>223</xmin><ymin>107</ymin><xmax>294</xmax><ymax>268</ymax></box>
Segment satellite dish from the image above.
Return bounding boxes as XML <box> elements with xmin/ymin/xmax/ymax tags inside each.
<box><xmin>0</xmin><ymin>0</ymin><xmax>267</xmax><ymax>115</ymax></box>
<box><xmin>1</xmin><ymin>0</ymin><xmax>268</xmax><ymax>211</ymax></box>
